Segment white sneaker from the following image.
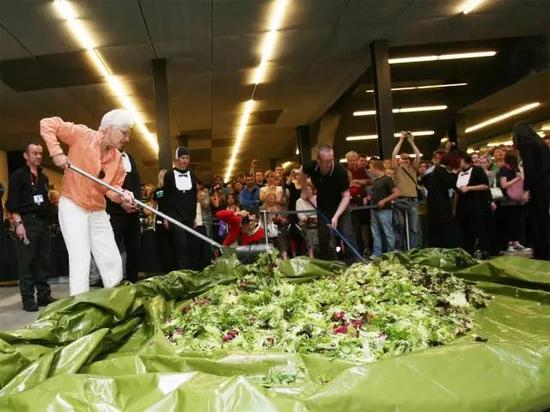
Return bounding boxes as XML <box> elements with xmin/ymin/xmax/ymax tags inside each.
<box><xmin>506</xmin><ymin>245</ymin><xmax>515</xmax><ymax>253</ymax></box>
<box><xmin>514</xmin><ymin>244</ymin><xmax>531</xmax><ymax>252</ymax></box>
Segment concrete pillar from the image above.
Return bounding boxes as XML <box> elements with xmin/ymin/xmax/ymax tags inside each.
<box><xmin>370</xmin><ymin>40</ymin><xmax>395</xmax><ymax>160</ymax></box>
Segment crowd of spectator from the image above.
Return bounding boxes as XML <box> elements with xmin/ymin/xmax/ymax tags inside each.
<box><xmin>1</xmin><ymin>121</ymin><xmax>549</xmax><ymax>300</ymax></box>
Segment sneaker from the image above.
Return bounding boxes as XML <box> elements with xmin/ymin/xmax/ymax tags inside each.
<box><xmin>22</xmin><ymin>301</ymin><xmax>39</xmax><ymax>312</ymax></box>
<box><xmin>506</xmin><ymin>245</ymin><xmax>515</xmax><ymax>253</ymax></box>
<box><xmin>38</xmin><ymin>296</ymin><xmax>58</xmax><ymax>306</ymax></box>
<box><xmin>513</xmin><ymin>244</ymin><xmax>531</xmax><ymax>252</ymax></box>
<box><xmin>368</xmin><ymin>255</ymin><xmax>380</xmax><ymax>261</ymax></box>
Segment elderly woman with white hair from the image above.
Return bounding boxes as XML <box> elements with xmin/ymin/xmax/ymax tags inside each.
<box><xmin>40</xmin><ymin>109</ymin><xmax>136</xmax><ymax>295</ymax></box>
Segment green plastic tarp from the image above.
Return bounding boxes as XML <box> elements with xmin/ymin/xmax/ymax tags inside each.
<box><xmin>0</xmin><ymin>249</ymin><xmax>549</xmax><ymax>411</ymax></box>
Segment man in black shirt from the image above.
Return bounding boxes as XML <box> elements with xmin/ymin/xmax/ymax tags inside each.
<box><xmin>6</xmin><ymin>142</ymin><xmax>56</xmax><ymax>311</ymax></box>
<box><xmin>106</xmin><ymin>150</ymin><xmax>141</xmax><ymax>283</ymax></box>
<box><xmin>455</xmin><ymin>153</ymin><xmax>490</xmax><ymax>256</ymax></box>
<box><xmin>163</xmin><ymin>146</ymin><xmax>197</xmax><ymax>269</ymax></box>
<box><xmin>301</xmin><ymin>144</ymin><xmax>358</xmax><ymax>262</ymax></box>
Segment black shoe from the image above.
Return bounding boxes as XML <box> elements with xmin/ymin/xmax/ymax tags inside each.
<box><xmin>37</xmin><ymin>296</ymin><xmax>58</xmax><ymax>306</ymax></box>
<box><xmin>23</xmin><ymin>301</ymin><xmax>39</xmax><ymax>312</ymax></box>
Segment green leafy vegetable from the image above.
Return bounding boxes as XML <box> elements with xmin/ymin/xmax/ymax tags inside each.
<box><xmin>164</xmin><ymin>254</ymin><xmax>491</xmax><ymax>364</ymax></box>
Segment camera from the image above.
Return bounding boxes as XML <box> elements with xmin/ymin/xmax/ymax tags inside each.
<box><xmin>241</xmin><ymin>216</ymin><xmax>251</xmax><ymax>225</ymax></box>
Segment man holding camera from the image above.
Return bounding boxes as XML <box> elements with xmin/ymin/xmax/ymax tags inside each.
<box><xmin>391</xmin><ymin>131</ymin><xmax>422</xmax><ymax>249</ymax></box>
<box><xmin>215</xmin><ymin>208</ymin><xmax>265</xmax><ymax>246</ymax></box>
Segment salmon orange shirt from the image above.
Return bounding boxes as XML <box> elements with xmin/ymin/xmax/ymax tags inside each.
<box><xmin>40</xmin><ymin>117</ymin><xmax>126</xmax><ymax>211</ymax></box>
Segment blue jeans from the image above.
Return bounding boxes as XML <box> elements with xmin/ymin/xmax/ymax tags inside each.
<box><xmin>370</xmin><ymin>209</ymin><xmax>395</xmax><ymax>257</ymax></box>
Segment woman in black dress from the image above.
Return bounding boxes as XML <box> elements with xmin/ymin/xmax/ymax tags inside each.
<box><xmin>423</xmin><ymin>153</ymin><xmax>458</xmax><ymax>248</ymax></box>
<box><xmin>513</xmin><ymin>122</ymin><xmax>550</xmax><ymax>260</ymax></box>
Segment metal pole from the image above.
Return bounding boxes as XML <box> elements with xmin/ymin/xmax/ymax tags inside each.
<box><xmin>67</xmin><ymin>164</ymin><xmax>224</xmax><ymax>250</ymax></box>
<box><xmin>405</xmin><ymin>208</ymin><xmax>410</xmax><ymax>250</ymax></box>
<box><xmin>261</xmin><ymin>210</ymin><xmax>269</xmax><ymax>248</ymax></box>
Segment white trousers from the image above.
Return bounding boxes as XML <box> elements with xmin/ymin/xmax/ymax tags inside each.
<box><xmin>58</xmin><ymin>197</ymin><xmax>122</xmax><ymax>296</ymax></box>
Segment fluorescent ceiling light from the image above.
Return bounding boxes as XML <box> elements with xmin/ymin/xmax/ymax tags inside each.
<box><xmin>346</xmin><ymin>135</ymin><xmax>378</xmax><ymax>141</ymax></box>
<box><xmin>353</xmin><ymin>105</ymin><xmax>447</xmax><ymax>116</ymax></box>
<box><xmin>464</xmin><ymin>102</ymin><xmax>541</xmax><ymax>133</ymax></box>
<box><xmin>346</xmin><ymin>131</ymin><xmax>434</xmax><ymax>141</ymax></box>
<box><xmin>226</xmin><ymin>0</ymin><xmax>289</xmax><ymax>180</ymax></box>
<box><xmin>397</xmin><ymin>105</ymin><xmax>447</xmax><ymax>113</ymax></box>
<box><xmin>461</xmin><ymin>0</ymin><xmax>486</xmax><ymax>14</ymax></box>
<box><xmin>389</xmin><ymin>51</ymin><xmax>496</xmax><ymax>64</ymax></box>
<box><xmin>250</xmin><ymin>0</ymin><xmax>288</xmax><ymax>85</ymax></box>
<box><xmin>224</xmin><ymin>100</ymin><xmax>256</xmax><ymax>182</ymax></box>
<box><xmin>53</xmin><ymin>0</ymin><xmax>158</xmax><ymax>153</ymax></box>
<box><xmin>366</xmin><ymin>83</ymin><xmax>467</xmax><ymax>93</ymax></box>
<box><xmin>353</xmin><ymin>110</ymin><xmax>377</xmax><ymax>116</ymax></box>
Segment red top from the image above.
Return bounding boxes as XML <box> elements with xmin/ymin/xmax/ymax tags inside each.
<box><xmin>349</xmin><ymin>168</ymin><xmax>369</xmax><ymax>198</ymax></box>
<box><xmin>215</xmin><ymin>210</ymin><xmax>265</xmax><ymax>246</ymax></box>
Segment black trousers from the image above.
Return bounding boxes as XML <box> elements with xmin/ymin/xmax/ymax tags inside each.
<box><xmin>14</xmin><ymin>214</ymin><xmax>51</xmax><ymax>304</ymax></box>
<box><xmin>458</xmin><ymin>209</ymin><xmax>489</xmax><ymax>255</ymax></box>
<box><xmin>317</xmin><ymin>209</ymin><xmax>359</xmax><ymax>263</ymax></box>
<box><xmin>110</xmin><ymin>212</ymin><xmax>141</xmax><ymax>283</ymax></box>
<box><xmin>529</xmin><ymin>193</ymin><xmax>550</xmax><ymax>260</ymax></box>
<box><xmin>155</xmin><ymin>223</ymin><xmax>176</xmax><ymax>272</ymax></box>
<box><xmin>171</xmin><ymin>220</ymin><xmax>194</xmax><ymax>270</ymax></box>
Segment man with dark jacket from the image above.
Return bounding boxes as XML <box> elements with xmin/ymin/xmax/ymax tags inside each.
<box><xmin>7</xmin><ymin>142</ymin><xmax>56</xmax><ymax>311</ymax></box>
<box><xmin>163</xmin><ymin>146</ymin><xmax>197</xmax><ymax>269</ymax></box>
<box><xmin>106</xmin><ymin>150</ymin><xmax>141</xmax><ymax>283</ymax></box>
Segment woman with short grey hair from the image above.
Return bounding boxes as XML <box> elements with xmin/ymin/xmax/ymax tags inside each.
<box><xmin>40</xmin><ymin>109</ymin><xmax>136</xmax><ymax>295</ymax></box>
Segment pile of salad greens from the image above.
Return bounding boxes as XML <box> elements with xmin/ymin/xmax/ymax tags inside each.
<box><xmin>164</xmin><ymin>253</ymin><xmax>491</xmax><ymax>362</ymax></box>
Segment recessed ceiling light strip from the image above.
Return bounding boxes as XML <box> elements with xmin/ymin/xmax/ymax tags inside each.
<box><xmin>53</xmin><ymin>0</ymin><xmax>158</xmax><ymax>152</ymax></box>
<box><xmin>353</xmin><ymin>105</ymin><xmax>447</xmax><ymax>116</ymax></box>
<box><xmin>224</xmin><ymin>0</ymin><xmax>289</xmax><ymax>181</ymax></box>
<box><xmin>389</xmin><ymin>50</ymin><xmax>496</xmax><ymax>64</ymax></box>
<box><xmin>464</xmin><ymin>102</ymin><xmax>541</xmax><ymax>133</ymax></box>
<box><xmin>346</xmin><ymin>131</ymin><xmax>435</xmax><ymax>141</ymax></box>
<box><xmin>366</xmin><ymin>82</ymin><xmax>467</xmax><ymax>93</ymax></box>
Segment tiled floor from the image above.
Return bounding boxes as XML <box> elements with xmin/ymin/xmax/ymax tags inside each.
<box><xmin>0</xmin><ymin>280</ymin><xmax>70</xmax><ymax>331</ymax></box>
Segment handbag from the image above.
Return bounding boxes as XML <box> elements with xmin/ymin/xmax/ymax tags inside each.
<box><xmin>490</xmin><ymin>179</ymin><xmax>503</xmax><ymax>201</ymax></box>
<box><xmin>506</xmin><ymin>178</ymin><xmax>525</xmax><ymax>203</ymax></box>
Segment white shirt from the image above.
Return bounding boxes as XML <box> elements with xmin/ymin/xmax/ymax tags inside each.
<box><xmin>122</xmin><ymin>152</ymin><xmax>132</xmax><ymax>173</ymax></box>
<box><xmin>456</xmin><ymin>168</ymin><xmax>473</xmax><ymax>189</ymax></box>
<box><xmin>174</xmin><ymin>170</ymin><xmax>192</xmax><ymax>191</ymax></box>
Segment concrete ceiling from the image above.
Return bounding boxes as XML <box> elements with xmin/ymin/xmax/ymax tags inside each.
<box><xmin>1</xmin><ymin>0</ymin><xmax>549</xmax><ymax>182</ymax></box>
